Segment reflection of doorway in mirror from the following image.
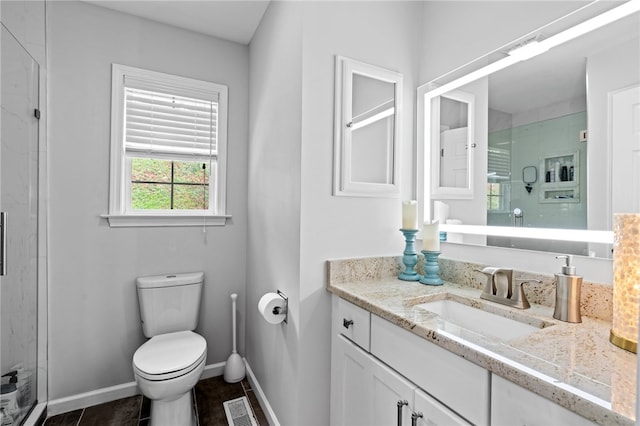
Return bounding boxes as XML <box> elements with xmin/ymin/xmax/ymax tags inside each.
<box><xmin>439</xmin><ymin>97</ymin><xmax>468</xmax><ymax>188</ymax></box>
<box><xmin>611</xmin><ymin>85</ymin><xmax>640</xmax><ymax>215</ymax></box>
<box><xmin>440</xmin><ymin>127</ymin><xmax>468</xmax><ymax>187</ymax></box>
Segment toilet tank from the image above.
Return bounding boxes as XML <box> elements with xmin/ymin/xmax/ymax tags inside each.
<box><xmin>136</xmin><ymin>272</ymin><xmax>204</xmax><ymax>338</ymax></box>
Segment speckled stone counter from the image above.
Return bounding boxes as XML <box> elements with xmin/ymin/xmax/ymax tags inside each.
<box><xmin>326</xmin><ymin>256</ymin><xmax>637</xmax><ymax>425</ymax></box>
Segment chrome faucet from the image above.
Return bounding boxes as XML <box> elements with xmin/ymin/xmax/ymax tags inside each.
<box><xmin>475</xmin><ymin>267</ymin><xmax>539</xmax><ymax>310</ymax></box>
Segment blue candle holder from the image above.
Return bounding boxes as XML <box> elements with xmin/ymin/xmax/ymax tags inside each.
<box><xmin>420</xmin><ymin>250</ymin><xmax>443</xmax><ymax>286</ymax></box>
<box><xmin>398</xmin><ymin>229</ymin><xmax>420</xmax><ymax>281</ymax></box>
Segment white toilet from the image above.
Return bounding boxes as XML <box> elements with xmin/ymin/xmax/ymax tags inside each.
<box><xmin>133</xmin><ymin>272</ymin><xmax>207</xmax><ymax>426</ymax></box>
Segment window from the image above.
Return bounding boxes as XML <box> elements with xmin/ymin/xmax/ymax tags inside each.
<box><xmin>486</xmin><ymin>145</ymin><xmax>511</xmax><ymax>212</ymax></box>
<box><xmin>106</xmin><ymin>64</ymin><xmax>229</xmax><ymax>227</ymax></box>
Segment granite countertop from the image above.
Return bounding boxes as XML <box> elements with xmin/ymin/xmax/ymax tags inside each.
<box><xmin>326</xmin><ymin>257</ymin><xmax>637</xmax><ymax>425</ymax></box>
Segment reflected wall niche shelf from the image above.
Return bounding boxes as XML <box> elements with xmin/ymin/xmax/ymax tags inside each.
<box><xmin>539</xmin><ymin>151</ymin><xmax>579</xmax><ymax>203</ymax></box>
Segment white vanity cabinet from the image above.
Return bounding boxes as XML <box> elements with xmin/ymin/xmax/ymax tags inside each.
<box><xmin>491</xmin><ymin>375</ymin><xmax>597</xmax><ymax>426</ymax></box>
<box><xmin>370</xmin><ymin>314</ymin><xmax>490</xmax><ymax>425</ymax></box>
<box><xmin>331</xmin><ymin>295</ymin><xmax>606</xmax><ymax>425</ymax></box>
<box><xmin>331</xmin><ymin>333</ymin><xmax>471</xmax><ymax>426</ymax></box>
<box><xmin>331</xmin><ymin>333</ymin><xmax>415</xmax><ymax>426</ymax></box>
<box><xmin>331</xmin><ymin>296</ymin><xmax>474</xmax><ymax>426</ymax></box>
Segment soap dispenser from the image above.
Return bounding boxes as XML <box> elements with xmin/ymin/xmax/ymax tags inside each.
<box><xmin>553</xmin><ymin>255</ymin><xmax>582</xmax><ymax>323</ymax></box>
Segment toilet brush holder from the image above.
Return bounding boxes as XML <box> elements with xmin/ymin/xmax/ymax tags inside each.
<box><xmin>224</xmin><ymin>293</ymin><xmax>246</xmax><ymax>383</ymax></box>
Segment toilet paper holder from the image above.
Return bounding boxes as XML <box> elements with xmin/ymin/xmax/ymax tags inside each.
<box><xmin>273</xmin><ymin>290</ymin><xmax>288</xmax><ymax>324</ymax></box>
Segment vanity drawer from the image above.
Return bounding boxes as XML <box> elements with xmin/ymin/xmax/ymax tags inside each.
<box><xmin>370</xmin><ymin>314</ymin><xmax>490</xmax><ymax>425</ymax></box>
<box><xmin>335</xmin><ymin>297</ymin><xmax>370</xmax><ymax>351</ymax></box>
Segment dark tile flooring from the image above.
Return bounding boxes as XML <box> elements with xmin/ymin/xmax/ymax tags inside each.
<box><xmin>43</xmin><ymin>376</ymin><xmax>268</xmax><ymax>426</ymax></box>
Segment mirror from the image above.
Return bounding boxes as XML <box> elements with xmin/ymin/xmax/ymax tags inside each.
<box><xmin>430</xmin><ymin>89</ymin><xmax>475</xmax><ymax>199</ymax></box>
<box><xmin>334</xmin><ymin>56</ymin><xmax>402</xmax><ymax>197</ymax></box>
<box><xmin>419</xmin><ymin>2</ymin><xmax>640</xmax><ymax>258</ymax></box>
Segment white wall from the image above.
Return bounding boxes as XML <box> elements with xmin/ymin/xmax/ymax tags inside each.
<box><xmin>1</xmin><ymin>0</ymin><xmax>46</xmax><ymax>66</ymax></box>
<box><xmin>247</xmin><ymin>1</ymin><xmax>421</xmax><ymax>424</ymax></box>
<box><xmin>47</xmin><ymin>1</ymin><xmax>249</xmax><ymax>400</ymax></box>
<box><xmin>246</xmin><ymin>2</ymin><xmax>303</xmax><ymax>425</ymax></box>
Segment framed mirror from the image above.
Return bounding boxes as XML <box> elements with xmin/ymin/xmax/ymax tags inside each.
<box><xmin>418</xmin><ymin>2</ymin><xmax>640</xmax><ymax>258</ymax></box>
<box><xmin>334</xmin><ymin>56</ymin><xmax>402</xmax><ymax>197</ymax></box>
<box><xmin>429</xmin><ymin>89</ymin><xmax>475</xmax><ymax>199</ymax></box>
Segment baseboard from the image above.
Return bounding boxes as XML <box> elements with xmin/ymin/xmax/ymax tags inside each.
<box><xmin>47</xmin><ymin>361</ymin><xmax>226</xmax><ymax>417</ymax></box>
<box><xmin>47</xmin><ymin>381</ymin><xmax>140</xmax><ymax>417</ymax></box>
<box><xmin>244</xmin><ymin>358</ymin><xmax>280</xmax><ymax>426</ymax></box>
<box><xmin>44</xmin><ymin>360</ymin><xmax>282</xmax><ymax>424</ymax></box>
<box><xmin>201</xmin><ymin>360</ymin><xmax>226</xmax><ymax>379</ymax></box>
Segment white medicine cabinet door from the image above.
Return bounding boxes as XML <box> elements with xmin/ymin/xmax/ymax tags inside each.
<box><xmin>427</xmin><ymin>89</ymin><xmax>476</xmax><ymax>199</ymax></box>
<box><xmin>333</xmin><ymin>56</ymin><xmax>402</xmax><ymax>197</ymax></box>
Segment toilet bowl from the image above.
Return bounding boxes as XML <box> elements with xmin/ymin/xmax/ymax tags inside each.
<box><xmin>133</xmin><ymin>331</ymin><xmax>206</xmax><ymax>426</ymax></box>
<box><xmin>132</xmin><ymin>272</ymin><xmax>207</xmax><ymax>426</ymax></box>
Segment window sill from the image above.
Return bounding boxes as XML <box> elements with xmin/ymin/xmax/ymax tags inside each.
<box><xmin>100</xmin><ymin>213</ymin><xmax>231</xmax><ymax>228</ymax></box>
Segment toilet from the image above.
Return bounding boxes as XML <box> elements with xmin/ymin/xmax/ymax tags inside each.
<box><xmin>132</xmin><ymin>272</ymin><xmax>207</xmax><ymax>426</ymax></box>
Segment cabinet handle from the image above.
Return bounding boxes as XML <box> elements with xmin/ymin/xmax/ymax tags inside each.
<box><xmin>397</xmin><ymin>400</ymin><xmax>408</xmax><ymax>426</ymax></box>
<box><xmin>343</xmin><ymin>318</ymin><xmax>354</xmax><ymax>329</ymax></box>
<box><xmin>411</xmin><ymin>411</ymin><xmax>423</xmax><ymax>426</ymax></box>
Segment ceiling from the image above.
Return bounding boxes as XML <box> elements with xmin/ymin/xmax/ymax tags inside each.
<box><xmin>488</xmin><ymin>9</ymin><xmax>639</xmax><ymax>115</ymax></box>
<box><xmin>84</xmin><ymin>1</ymin><xmax>637</xmax><ymax>113</ymax></box>
<box><xmin>84</xmin><ymin>0</ymin><xmax>270</xmax><ymax>45</ymax></box>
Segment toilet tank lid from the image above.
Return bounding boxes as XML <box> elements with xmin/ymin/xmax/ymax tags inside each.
<box><xmin>136</xmin><ymin>272</ymin><xmax>204</xmax><ymax>289</ymax></box>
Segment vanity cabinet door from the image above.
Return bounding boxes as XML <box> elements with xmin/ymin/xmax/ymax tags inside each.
<box><xmin>331</xmin><ymin>334</ymin><xmax>417</xmax><ymax>426</ymax></box>
<box><xmin>331</xmin><ymin>334</ymin><xmax>374</xmax><ymax>426</ymax></box>
<box><xmin>413</xmin><ymin>388</ymin><xmax>471</xmax><ymax>426</ymax></box>
<box><xmin>370</xmin><ymin>354</ymin><xmax>416</xmax><ymax>426</ymax></box>
<box><xmin>491</xmin><ymin>375</ymin><xmax>597</xmax><ymax>426</ymax></box>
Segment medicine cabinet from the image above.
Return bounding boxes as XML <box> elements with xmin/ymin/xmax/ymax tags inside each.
<box><xmin>539</xmin><ymin>151</ymin><xmax>579</xmax><ymax>203</ymax></box>
<box><xmin>333</xmin><ymin>56</ymin><xmax>402</xmax><ymax>197</ymax></box>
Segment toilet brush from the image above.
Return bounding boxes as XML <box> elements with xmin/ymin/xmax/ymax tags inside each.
<box><xmin>223</xmin><ymin>293</ymin><xmax>246</xmax><ymax>383</ymax></box>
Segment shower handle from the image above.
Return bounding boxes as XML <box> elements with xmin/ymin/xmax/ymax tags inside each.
<box><xmin>1</xmin><ymin>212</ymin><xmax>6</xmax><ymax>276</ymax></box>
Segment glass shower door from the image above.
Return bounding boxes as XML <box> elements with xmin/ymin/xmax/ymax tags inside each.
<box><xmin>0</xmin><ymin>24</ymin><xmax>40</xmax><ymax>424</ymax></box>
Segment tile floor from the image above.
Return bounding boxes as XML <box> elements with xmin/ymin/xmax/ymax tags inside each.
<box><xmin>43</xmin><ymin>376</ymin><xmax>268</xmax><ymax>426</ymax></box>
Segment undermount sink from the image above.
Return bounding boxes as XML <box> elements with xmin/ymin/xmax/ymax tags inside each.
<box><xmin>414</xmin><ymin>299</ymin><xmax>544</xmax><ymax>341</ymax></box>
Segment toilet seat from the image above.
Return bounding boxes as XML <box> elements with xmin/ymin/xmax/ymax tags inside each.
<box><xmin>133</xmin><ymin>331</ymin><xmax>207</xmax><ymax>381</ymax></box>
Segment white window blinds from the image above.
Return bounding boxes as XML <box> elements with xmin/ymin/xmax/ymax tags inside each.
<box><xmin>488</xmin><ymin>146</ymin><xmax>511</xmax><ymax>181</ymax></box>
<box><xmin>123</xmin><ymin>84</ymin><xmax>219</xmax><ymax>158</ymax></box>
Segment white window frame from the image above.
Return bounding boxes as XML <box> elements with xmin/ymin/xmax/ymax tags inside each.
<box><xmin>104</xmin><ymin>64</ymin><xmax>230</xmax><ymax>227</ymax></box>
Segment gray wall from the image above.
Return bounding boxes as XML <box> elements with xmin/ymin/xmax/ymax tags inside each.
<box><xmin>47</xmin><ymin>1</ymin><xmax>249</xmax><ymax>399</ymax></box>
<box><xmin>247</xmin><ymin>2</ymin><xmax>421</xmax><ymax>424</ymax></box>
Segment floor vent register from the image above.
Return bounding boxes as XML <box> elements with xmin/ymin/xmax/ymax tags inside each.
<box><xmin>223</xmin><ymin>396</ymin><xmax>258</xmax><ymax>426</ymax></box>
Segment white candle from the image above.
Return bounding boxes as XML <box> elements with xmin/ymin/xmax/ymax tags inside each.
<box><xmin>423</xmin><ymin>221</ymin><xmax>440</xmax><ymax>251</ymax></box>
<box><xmin>401</xmin><ymin>200</ymin><xmax>418</xmax><ymax>230</ymax></box>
